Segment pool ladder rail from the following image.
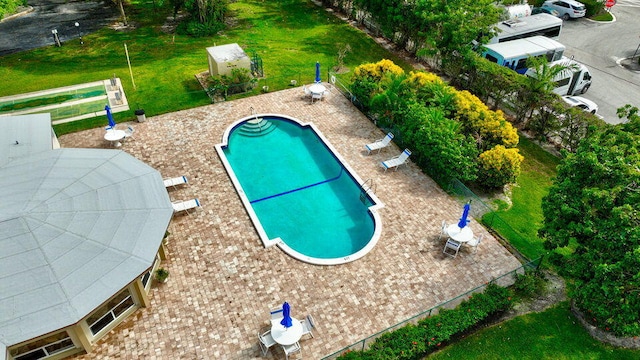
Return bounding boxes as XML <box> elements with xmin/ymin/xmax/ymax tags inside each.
<box><xmin>359</xmin><ymin>178</ymin><xmax>376</xmax><ymax>204</ymax></box>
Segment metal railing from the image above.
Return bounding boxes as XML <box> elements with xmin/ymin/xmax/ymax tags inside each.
<box><xmin>321</xmin><ymin>256</ymin><xmax>542</xmax><ymax>359</ymax></box>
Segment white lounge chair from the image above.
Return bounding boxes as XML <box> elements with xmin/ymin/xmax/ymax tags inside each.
<box><xmin>164</xmin><ymin>176</ymin><xmax>188</xmax><ymax>189</ymax></box>
<box><xmin>381</xmin><ymin>149</ymin><xmax>411</xmax><ymax>171</ymax></box>
<box><xmin>365</xmin><ymin>132</ymin><xmax>394</xmax><ymax>155</ymax></box>
<box><xmin>172</xmin><ymin>199</ymin><xmax>200</xmax><ymax>215</ymax></box>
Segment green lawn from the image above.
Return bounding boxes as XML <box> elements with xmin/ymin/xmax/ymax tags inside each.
<box><xmin>482</xmin><ymin>136</ymin><xmax>561</xmax><ymax>260</ymax></box>
<box><xmin>427</xmin><ymin>302</ymin><xmax>638</xmax><ymax>359</ymax></box>
<box><xmin>0</xmin><ymin>0</ymin><xmax>413</xmax><ymax>135</ymax></box>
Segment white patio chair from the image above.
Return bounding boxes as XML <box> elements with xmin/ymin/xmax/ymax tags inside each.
<box><xmin>258</xmin><ymin>330</ymin><xmax>277</xmax><ymax>357</ymax></box>
<box><xmin>381</xmin><ymin>149</ymin><xmax>411</xmax><ymax>171</ymax></box>
<box><xmin>365</xmin><ymin>132</ymin><xmax>394</xmax><ymax>155</ymax></box>
<box><xmin>443</xmin><ymin>238</ymin><xmax>462</xmax><ymax>258</ymax></box>
<box><xmin>438</xmin><ymin>220</ymin><xmax>448</xmax><ymax>240</ymax></box>
<box><xmin>311</xmin><ymin>92</ymin><xmax>323</xmax><ymax>103</ymax></box>
<box><xmin>282</xmin><ymin>341</ymin><xmax>301</xmax><ymax>360</ymax></box>
<box><xmin>163</xmin><ymin>176</ymin><xmax>188</xmax><ymax>190</ymax></box>
<box><xmin>270</xmin><ymin>307</ymin><xmax>283</xmax><ymax>320</ymax></box>
<box><xmin>172</xmin><ymin>198</ymin><xmax>200</xmax><ymax>215</ymax></box>
<box><xmin>122</xmin><ymin>125</ymin><xmax>135</xmax><ymax>142</ymax></box>
<box><xmin>300</xmin><ymin>314</ymin><xmax>316</xmax><ymax>339</ymax></box>
<box><xmin>466</xmin><ymin>234</ymin><xmax>484</xmax><ymax>253</ymax></box>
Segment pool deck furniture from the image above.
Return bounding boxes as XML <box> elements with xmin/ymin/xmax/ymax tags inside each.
<box><xmin>365</xmin><ymin>132</ymin><xmax>394</xmax><ymax>154</ymax></box>
<box><xmin>172</xmin><ymin>198</ymin><xmax>200</xmax><ymax>215</ymax></box>
<box><xmin>307</xmin><ymin>83</ymin><xmax>328</xmax><ymax>103</ymax></box>
<box><xmin>104</xmin><ymin>129</ymin><xmax>126</xmax><ymax>147</ymax></box>
<box><xmin>270</xmin><ymin>307</ymin><xmax>284</xmax><ymax>320</ymax></box>
<box><xmin>258</xmin><ymin>330</ymin><xmax>277</xmax><ymax>356</ymax></box>
<box><xmin>381</xmin><ymin>149</ymin><xmax>411</xmax><ymax>171</ymax></box>
<box><xmin>271</xmin><ymin>317</ymin><xmax>303</xmax><ymax>346</ymax></box>
<box><xmin>122</xmin><ymin>125</ymin><xmax>135</xmax><ymax>142</ymax></box>
<box><xmin>446</xmin><ymin>223</ymin><xmax>474</xmax><ymax>243</ymax></box>
<box><xmin>164</xmin><ymin>176</ymin><xmax>188</xmax><ymax>189</ymax></box>
<box><xmin>282</xmin><ymin>341</ymin><xmax>302</xmax><ymax>360</ymax></box>
<box><xmin>300</xmin><ymin>314</ymin><xmax>316</xmax><ymax>339</ymax></box>
<box><xmin>466</xmin><ymin>234</ymin><xmax>484</xmax><ymax>253</ymax></box>
<box><xmin>443</xmin><ymin>238</ymin><xmax>462</xmax><ymax>258</ymax></box>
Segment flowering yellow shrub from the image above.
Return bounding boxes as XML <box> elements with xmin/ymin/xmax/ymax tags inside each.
<box><xmin>353</xmin><ymin>59</ymin><xmax>405</xmax><ymax>81</ymax></box>
<box><xmin>477</xmin><ymin>145</ymin><xmax>524</xmax><ymax>188</ymax></box>
<box><xmin>403</xmin><ymin>71</ymin><xmax>445</xmax><ymax>87</ymax></box>
<box><xmin>454</xmin><ymin>90</ymin><xmax>519</xmax><ymax>149</ymax></box>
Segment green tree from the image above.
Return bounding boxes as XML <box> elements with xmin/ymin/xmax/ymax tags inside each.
<box><xmin>413</xmin><ymin>0</ymin><xmax>503</xmax><ymax>67</ymax></box>
<box><xmin>539</xmin><ymin>118</ymin><xmax>640</xmax><ymax>336</ymax></box>
<box><xmin>180</xmin><ymin>0</ymin><xmax>227</xmax><ymax>36</ymax></box>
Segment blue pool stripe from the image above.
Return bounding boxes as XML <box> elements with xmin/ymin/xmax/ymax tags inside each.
<box><xmin>250</xmin><ymin>168</ymin><xmax>343</xmax><ymax>204</ymax></box>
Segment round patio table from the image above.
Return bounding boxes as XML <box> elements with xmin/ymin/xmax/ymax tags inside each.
<box><xmin>104</xmin><ymin>129</ymin><xmax>126</xmax><ymax>147</ymax></box>
<box><xmin>270</xmin><ymin>317</ymin><xmax>303</xmax><ymax>346</ymax></box>
<box><xmin>446</xmin><ymin>224</ymin><xmax>473</xmax><ymax>243</ymax></box>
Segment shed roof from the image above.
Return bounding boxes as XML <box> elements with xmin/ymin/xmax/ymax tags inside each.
<box><xmin>0</xmin><ymin>117</ymin><xmax>173</xmax><ymax>349</ymax></box>
<box><xmin>206</xmin><ymin>43</ymin><xmax>248</xmax><ymax>63</ymax></box>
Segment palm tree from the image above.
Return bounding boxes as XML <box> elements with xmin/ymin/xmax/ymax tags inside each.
<box><xmin>514</xmin><ymin>56</ymin><xmax>575</xmax><ymax>125</ymax></box>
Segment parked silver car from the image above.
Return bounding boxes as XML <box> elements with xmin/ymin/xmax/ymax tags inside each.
<box><xmin>543</xmin><ymin>0</ymin><xmax>586</xmax><ymax>20</ymax></box>
<box><xmin>562</xmin><ymin>95</ymin><xmax>598</xmax><ymax>114</ymax></box>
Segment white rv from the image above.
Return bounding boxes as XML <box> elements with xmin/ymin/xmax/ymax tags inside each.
<box><xmin>525</xmin><ymin>56</ymin><xmax>593</xmax><ymax>95</ymax></box>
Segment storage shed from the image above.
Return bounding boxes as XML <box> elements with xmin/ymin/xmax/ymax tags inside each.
<box><xmin>206</xmin><ymin>43</ymin><xmax>251</xmax><ymax>77</ymax></box>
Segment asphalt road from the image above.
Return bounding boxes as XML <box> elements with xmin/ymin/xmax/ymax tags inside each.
<box><xmin>0</xmin><ymin>0</ymin><xmax>118</xmax><ymax>56</ymax></box>
<box><xmin>559</xmin><ymin>0</ymin><xmax>640</xmax><ymax>124</ymax></box>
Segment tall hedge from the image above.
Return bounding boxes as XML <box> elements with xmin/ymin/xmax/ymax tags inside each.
<box><xmin>351</xmin><ymin>59</ymin><xmax>522</xmax><ymax>188</ymax></box>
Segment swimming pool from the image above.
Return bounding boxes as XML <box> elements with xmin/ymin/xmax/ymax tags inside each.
<box><xmin>215</xmin><ymin>114</ymin><xmax>383</xmax><ymax>265</ymax></box>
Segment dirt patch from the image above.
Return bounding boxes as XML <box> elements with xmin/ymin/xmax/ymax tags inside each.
<box><xmin>505</xmin><ymin>271</ymin><xmax>566</xmax><ymax>319</ymax></box>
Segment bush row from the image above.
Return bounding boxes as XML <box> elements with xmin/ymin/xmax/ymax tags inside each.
<box><xmin>337</xmin><ymin>283</ymin><xmax>513</xmax><ymax>359</ymax></box>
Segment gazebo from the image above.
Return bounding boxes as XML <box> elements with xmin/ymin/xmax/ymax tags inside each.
<box><xmin>0</xmin><ymin>115</ymin><xmax>173</xmax><ymax>360</ymax></box>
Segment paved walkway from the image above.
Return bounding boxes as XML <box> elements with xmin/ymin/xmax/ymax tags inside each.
<box><xmin>62</xmin><ymin>87</ymin><xmax>522</xmax><ymax>359</ymax></box>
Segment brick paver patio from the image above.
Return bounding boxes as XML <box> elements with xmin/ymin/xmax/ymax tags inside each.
<box><xmin>63</xmin><ymin>86</ymin><xmax>522</xmax><ymax>359</ymax></box>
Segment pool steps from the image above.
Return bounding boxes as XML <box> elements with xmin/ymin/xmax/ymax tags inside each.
<box><xmin>238</xmin><ymin>118</ymin><xmax>277</xmax><ymax>136</ymax></box>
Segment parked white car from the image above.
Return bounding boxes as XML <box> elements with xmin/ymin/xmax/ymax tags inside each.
<box><xmin>562</xmin><ymin>95</ymin><xmax>598</xmax><ymax>114</ymax></box>
<box><xmin>543</xmin><ymin>0</ymin><xmax>586</xmax><ymax>20</ymax></box>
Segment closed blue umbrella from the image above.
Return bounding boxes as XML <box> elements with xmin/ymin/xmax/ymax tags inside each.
<box><xmin>315</xmin><ymin>62</ymin><xmax>321</xmax><ymax>83</ymax></box>
<box><xmin>280</xmin><ymin>302</ymin><xmax>293</xmax><ymax>328</ymax></box>
<box><xmin>458</xmin><ymin>202</ymin><xmax>471</xmax><ymax>228</ymax></box>
<box><xmin>105</xmin><ymin>105</ymin><xmax>116</xmax><ymax>129</ymax></box>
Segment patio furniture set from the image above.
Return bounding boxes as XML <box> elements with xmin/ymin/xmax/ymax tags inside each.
<box><xmin>441</xmin><ymin>220</ymin><xmax>483</xmax><ymax>258</ymax></box>
<box><xmin>104</xmin><ymin>124</ymin><xmax>134</xmax><ymax>147</ymax></box>
<box><xmin>259</xmin><ymin>303</ymin><xmax>316</xmax><ymax>359</ymax></box>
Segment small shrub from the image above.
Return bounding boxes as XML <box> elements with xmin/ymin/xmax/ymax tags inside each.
<box><xmin>477</xmin><ymin>145</ymin><xmax>524</xmax><ymax>188</ymax></box>
<box><xmin>513</xmin><ymin>271</ymin><xmax>547</xmax><ymax>299</ymax></box>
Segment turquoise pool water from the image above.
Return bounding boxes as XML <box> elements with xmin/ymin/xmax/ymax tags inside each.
<box><xmin>216</xmin><ymin>115</ymin><xmax>382</xmax><ymax>265</ymax></box>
